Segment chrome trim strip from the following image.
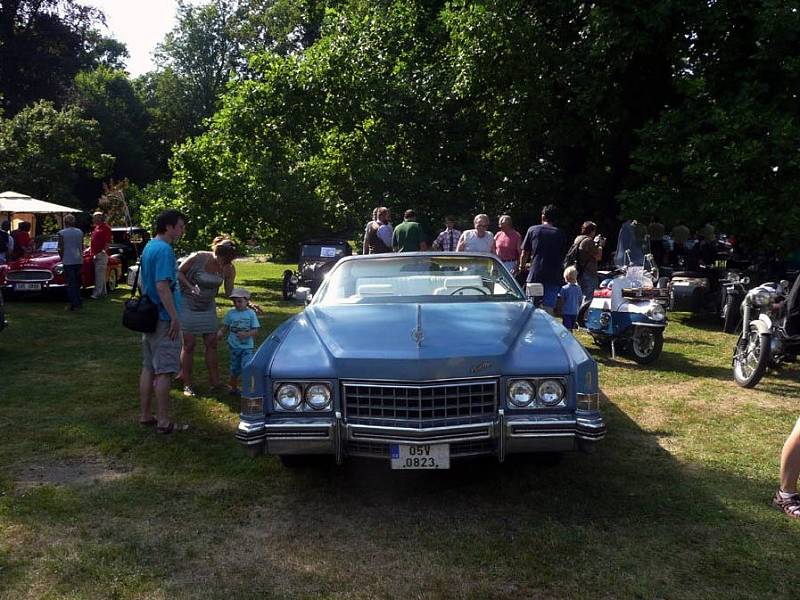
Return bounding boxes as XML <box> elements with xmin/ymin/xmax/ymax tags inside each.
<box><xmin>341</xmin><ymin>376</ymin><xmax>501</xmax><ymax>384</ymax></box>
<box><xmin>334</xmin><ymin>411</ymin><xmax>344</xmax><ymax>465</ymax></box>
<box><xmin>498</xmin><ymin>409</ymin><xmax>506</xmax><ymax>463</ymax></box>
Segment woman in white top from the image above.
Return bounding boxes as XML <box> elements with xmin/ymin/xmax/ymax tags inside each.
<box><xmin>456</xmin><ymin>213</ymin><xmax>496</xmax><ymax>254</ymax></box>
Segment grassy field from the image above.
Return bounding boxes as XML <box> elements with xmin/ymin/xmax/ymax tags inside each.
<box><xmin>2</xmin><ymin>259</ymin><xmax>800</xmax><ymax>599</ymax></box>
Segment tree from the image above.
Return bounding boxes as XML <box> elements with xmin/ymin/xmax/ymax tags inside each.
<box><xmin>72</xmin><ymin>67</ymin><xmax>153</xmax><ymax>184</ymax></box>
<box><xmin>0</xmin><ymin>101</ymin><xmax>109</xmax><ymax>207</ymax></box>
<box><xmin>619</xmin><ymin>0</ymin><xmax>800</xmax><ymax>254</ymax></box>
<box><xmin>0</xmin><ymin>0</ymin><xmax>122</xmax><ymax>114</ymax></box>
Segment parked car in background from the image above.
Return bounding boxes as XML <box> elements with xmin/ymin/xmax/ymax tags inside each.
<box><xmin>282</xmin><ymin>238</ymin><xmax>353</xmax><ymax>301</ymax></box>
<box><xmin>0</xmin><ymin>236</ymin><xmax>123</xmax><ymax>296</ymax></box>
<box><xmin>109</xmin><ymin>226</ymin><xmax>149</xmax><ymax>276</ymax></box>
<box><xmin>238</xmin><ymin>252</ymin><xmax>605</xmax><ymax>468</ymax></box>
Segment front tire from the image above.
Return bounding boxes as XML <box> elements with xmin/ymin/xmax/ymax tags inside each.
<box><xmin>282</xmin><ymin>270</ymin><xmax>295</xmax><ymax>300</ymax></box>
<box><xmin>577</xmin><ymin>300</ymin><xmax>591</xmax><ymax>328</ymax></box>
<box><xmin>733</xmin><ymin>328</ymin><xmax>771</xmax><ymax>388</ymax></box>
<box><xmin>106</xmin><ymin>268</ymin><xmax>118</xmax><ymax>292</ymax></box>
<box><xmin>722</xmin><ymin>294</ymin><xmax>740</xmax><ymax>334</ymax></box>
<box><xmin>629</xmin><ymin>327</ymin><xmax>663</xmax><ymax>364</ymax></box>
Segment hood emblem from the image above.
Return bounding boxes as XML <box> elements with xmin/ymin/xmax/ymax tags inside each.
<box><xmin>471</xmin><ymin>360</ymin><xmax>492</xmax><ymax>374</ymax></box>
<box><xmin>411</xmin><ymin>304</ymin><xmax>424</xmax><ymax>348</ymax></box>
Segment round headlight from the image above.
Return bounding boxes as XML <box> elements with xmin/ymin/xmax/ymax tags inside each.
<box><xmin>54</xmin><ymin>263</ymin><xmax>64</xmax><ymax>275</ymax></box>
<box><xmin>647</xmin><ymin>304</ymin><xmax>666</xmax><ymax>321</ymax></box>
<box><xmin>508</xmin><ymin>380</ymin><xmax>535</xmax><ymax>407</ymax></box>
<box><xmin>752</xmin><ymin>290</ymin><xmax>775</xmax><ymax>307</ymax></box>
<box><xmin>275</xmin><ymin>384</ymin><xmax>302</xmax><ymax>410</ymax></box>
<box><xmin>305</xmin><ymin>383</ymin><xmax>331</xmax><ymax>410</ymax></box>
<box><xmin>537</xmin><ymin>380</ymin><xmax>565</xmax><ymax>406</ymax></box>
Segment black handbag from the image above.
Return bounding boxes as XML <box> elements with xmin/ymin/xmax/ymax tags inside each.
<box><xmin>122</xmin><ymin>263</ymin><xmax>159</xmax><ymax>333</ymax></box>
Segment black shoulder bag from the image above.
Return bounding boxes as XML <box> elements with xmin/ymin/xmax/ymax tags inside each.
<box><xmin>122</xmin><ymin>263</ymin><xmax>159</xmax><ymax>333</ymax></box>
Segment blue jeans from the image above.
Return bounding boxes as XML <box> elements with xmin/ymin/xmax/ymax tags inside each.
<box><xmin>578</xmin><ymin>273</ymin><xmax>598</xmax><ymax>304</ymax></box>
<box><xmin>64</xmin><ymin>264</ymin><xmax>82</xmax><ymax>309</ymax></box>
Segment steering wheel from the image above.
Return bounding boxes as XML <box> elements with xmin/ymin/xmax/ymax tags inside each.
<box><xmin>449</xmin><ymin>286</ymin><xmax>488</xmax><ymax>296</ymax></box>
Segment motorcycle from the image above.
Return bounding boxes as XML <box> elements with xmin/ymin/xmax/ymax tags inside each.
<box><xmin>578</xmin><ymin>253</ymin><xmax>670</xmax><ymax>363</ymax></box>
<box><xmin>732</xmin><ymin>276</ymin><xmax>800</xmax><ymax>388</ymax></box>
<box><xmin>719</xmin><ymin>270</ymin><xmax>750</xmax><ymax>334</ymax></box>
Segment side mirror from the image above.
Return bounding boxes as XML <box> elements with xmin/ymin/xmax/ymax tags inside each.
<box><xmin>526</xmin><ymin>282</ymin><xmax>544</xmax><ymax>300</ymax></box>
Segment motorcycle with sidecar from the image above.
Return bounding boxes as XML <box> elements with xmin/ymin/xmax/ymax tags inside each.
<box><xmin>578</xmin><ymin>254</ymin><xmax>670</xmax><ymax>363</ymax></box>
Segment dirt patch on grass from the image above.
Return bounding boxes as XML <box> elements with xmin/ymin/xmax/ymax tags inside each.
<box><xmin>13</xmin><ymin>455</ymin><xmax>133</xmax><ymax>491</ymax></box>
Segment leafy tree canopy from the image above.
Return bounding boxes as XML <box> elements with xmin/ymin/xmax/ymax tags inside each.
<box><xmin>0</xmin><ymin>101</ymin><xmax>109</xmax><ymax>207</ymax></box>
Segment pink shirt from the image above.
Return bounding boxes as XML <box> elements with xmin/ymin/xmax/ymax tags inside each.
<box><xmin>494</xmin><ymin>230</ymin><xmax>521</xmax><ymax>261</ymax></box>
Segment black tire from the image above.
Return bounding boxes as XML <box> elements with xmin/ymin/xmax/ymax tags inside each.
<box><xmin>733</xmin><ymin>328</ymin><xmax>771</xmax><ymax>388</ymax></box>
<box><xmin>577</xmin><ymin>300</ymin><xmax>591</xmax><ymax>328</ymax></box>
<box><xmin>722</xmin><ymin>294</ymin><xmax>740</xmax><ymax>334</ymax></box>
<box><xmin>281</xmin><ymin>270</ymin><xmax>295</xmax><ymax>300</ymax></box>
<box><xmin>244</xmin><ymin>443</ymin><xmax>264</xmax><ymax>458</ymax></box>
<box><xmin>279</xmin><ymin>454</ymin><xmax>318</xmax><ymax>468</ymax></box>
<box><xmin>629</xmin><ymin>327</ymin><xmax>664</xmax><ymax>364</ymax></box>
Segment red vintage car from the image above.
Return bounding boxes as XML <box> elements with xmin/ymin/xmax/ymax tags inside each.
<box><xmin>0</xmin><ymin>235</ymin><xmax>123</xmax><ymax>295</ymax></box>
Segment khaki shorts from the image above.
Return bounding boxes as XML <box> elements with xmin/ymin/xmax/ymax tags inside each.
<box><xmin>142</xmin><ymin>319</ymin><xmax>181</xmax><ymax>375</ymax></box>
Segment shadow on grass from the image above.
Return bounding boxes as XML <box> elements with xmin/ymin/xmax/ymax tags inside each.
<box><xmin>592</xmin><ymin>349</ymin><xmax>733</xmax><ymax>381</ymax></box>
<box><xmin>108</xmin><ymin>392</ymin><xmax>796</xmax><ymax>597</ymax></box>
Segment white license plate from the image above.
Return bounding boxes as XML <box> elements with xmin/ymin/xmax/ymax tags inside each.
<box><xmin>390</xmin><ymin>444</ymin><xmax>450</xmax><ymax>470</ymax></box>
<box><xmin>14</xmin><ymin>282</ymin><xmax>41</xmax><ymax>291</ymax></box>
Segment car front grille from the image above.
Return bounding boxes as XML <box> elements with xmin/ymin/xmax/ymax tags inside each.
<box><xmin>6</xmin><ymin>270</ymin><xmax>54</xmax><ymax>283</ymax></box>
<box><xmin>342</xmin><ymin>379</ymin><xmax>497</xmax><ymax>429</ymax></box>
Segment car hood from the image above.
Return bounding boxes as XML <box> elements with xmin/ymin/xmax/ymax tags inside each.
<box><xmin>269</xmin><ymin>301</ymin><xmax>572</xmax><ymax>381</ymax></box>
<box><xmin>9</xmin><ymin>252</ymin><xmax>60</xmax><ymax>268</ymax></box>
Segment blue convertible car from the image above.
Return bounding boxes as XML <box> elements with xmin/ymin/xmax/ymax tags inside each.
<box><xmin>237</xmin><ymin>252</ymin><xmax>605</xmax><ymax>468</ymax></box>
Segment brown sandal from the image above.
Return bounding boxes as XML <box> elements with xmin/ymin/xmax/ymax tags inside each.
<box><xmin>773</xmin><ymin>490</ymin><xmax>800</xmax><ymax>518</ymax></box>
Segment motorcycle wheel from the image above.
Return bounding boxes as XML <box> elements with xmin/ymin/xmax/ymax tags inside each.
<box><xmin>629</xmin><ymin>327</ymin><xmax>663</xmax><ymax>364</ymax></box>
<box><xmin>281</xmin><ymin>270</ymin><xmax>295</xmax><ymax>300</ymax></box>
<box><xmin>733</xmin><ymin>327</ymin><xmax>771</xmax><ymax>388</ymax></box>
<box><xmin>721</xmin><ymin>294</ymin><xmax>740</xmax><ymax>334</ymax></box>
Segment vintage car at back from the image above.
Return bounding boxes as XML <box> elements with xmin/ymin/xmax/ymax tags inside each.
<box><xmin>0</xmin><ymin>236</ymin><xmax>123</xmax><ymax>295</ymax></box>
<box><xmin>238</xmin><ymin>252</ymin><xmax>605</xmax><ymax>469</ymax></box>
<box><xmin>109</xmin><ymin>226</ymin><xmax>150</xmax><ymax>276</ymax></box>
<box><xmin>282</xmin><ymin>237</ymin><xmax>353</xmax><ymax>300</ymax></box>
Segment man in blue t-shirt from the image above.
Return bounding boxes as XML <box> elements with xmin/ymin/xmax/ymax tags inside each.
<box><xmin>138</xmin><ymin>209</ymin><xmax>187</xmax><ymax>434</ymax></box>
<box><xmin>519</xmin><ymin>204</ymin><xmax>566</xmax><ymax>313</ymax></box>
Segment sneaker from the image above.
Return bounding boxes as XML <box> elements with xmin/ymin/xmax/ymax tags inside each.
<box><xmin>183</xmin><ymin>386</ymin><xmax>197</xmax><ymax>397</ymax></box>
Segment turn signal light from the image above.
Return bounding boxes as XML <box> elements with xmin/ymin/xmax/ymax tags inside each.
<box><xmin>241</xmin><ymin>396</ymin><xmax>263</xmax><ymax>415</ymax></box>
<box><xmin>577</xmin><ymin>393</ymin><xmax>600</xmax><ymax>411</ymax></box>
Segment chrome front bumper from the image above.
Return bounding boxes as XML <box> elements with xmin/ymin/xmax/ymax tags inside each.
<box><xmin>236</xmin><ymin>409</ymin><xmax>606</xmax><ymax>463</ymax></box>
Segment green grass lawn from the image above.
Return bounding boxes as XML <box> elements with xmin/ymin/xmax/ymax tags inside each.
<box><xmin>2</xmin><ymin>259</ymin><xmax>800</xmax><ymax>599</ymax></box>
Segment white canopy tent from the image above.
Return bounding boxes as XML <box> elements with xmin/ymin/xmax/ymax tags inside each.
<box><xmin>0</xmin><ymin>191</ymin><xmax>82</xmax><ymax>214</ymax></box>
<box><xmin>0</xmin><ymin>191</ymin><xmax>83</xmax><ymax>234</ymax></box>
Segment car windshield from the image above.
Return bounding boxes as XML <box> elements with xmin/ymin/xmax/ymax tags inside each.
<box><xmin>301</xmin><ymin>243</ymin><xmax>348</xmax><ymax>259</ymax></box>
<box><xmin>316</xmin><ymin>255</ymin><xmax>525</xmax><ymax>305</ymax></box>
<box><xmin>36</xmin><ymin>236</ymin><xmax>60</xmax><ymax>253</ymax></box>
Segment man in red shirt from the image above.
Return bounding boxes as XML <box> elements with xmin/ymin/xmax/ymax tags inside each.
<box><xmin>90</xmin><ymin>211</ymin><xmax>112</xmax><ymax>298</ymax></box>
